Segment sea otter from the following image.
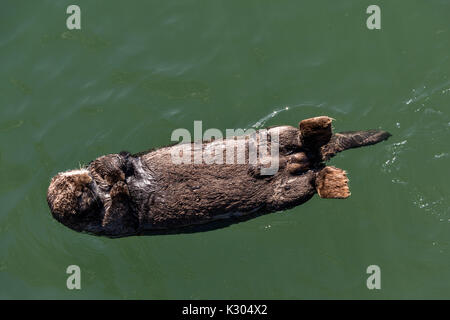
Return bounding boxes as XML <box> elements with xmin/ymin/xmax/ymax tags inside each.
<box><xmin>47</xmin><ymin>116</ymin><xmax>391</xmax><ymax>238</ymax></box>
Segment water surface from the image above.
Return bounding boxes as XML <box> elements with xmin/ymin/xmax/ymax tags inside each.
<box><xmin>0</xmin><ymin>0</ymin><xmax>449</xmax><ymax>299</ymax></box>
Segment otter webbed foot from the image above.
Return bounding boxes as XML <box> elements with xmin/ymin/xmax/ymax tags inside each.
<box><xmin>299</xmin><ymin>116</ymin><xmax>333</xmax><ymax>150</ymax></box>
<box><xmin>315</xmin><ymin>166</ymin><xmax>350</xmax><ymax>199</ymax></box>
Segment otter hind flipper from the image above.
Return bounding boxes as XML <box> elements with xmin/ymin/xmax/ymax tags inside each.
<box><xmin>316</xmin><ymin>166</ymin><xmax>350</xmax><ymax>199</ymax></box>
<box><xmin>299</xmin><ymin>116</ymin><xmax>334</xmax><ymax>149</ymax></box>
<box><xmin>321</xmin><ymin>130</ymin><xmax>391</xmax><ymax>161</ymax></box>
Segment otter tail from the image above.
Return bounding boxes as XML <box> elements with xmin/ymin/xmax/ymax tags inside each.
<box><xmin>320</xmin><ymin>130</ymin><xmax>391</xmax><ymax>161</ymax></box>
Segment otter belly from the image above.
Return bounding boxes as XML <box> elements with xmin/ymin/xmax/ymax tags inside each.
<box><xmin>132</xmin><ymin>144</ymin><xmax>317</xmax><ymax>231</ymax></box>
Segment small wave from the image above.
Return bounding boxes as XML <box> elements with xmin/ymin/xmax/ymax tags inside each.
<box><xmin>412</xmin><ymin>192</ymin><xmax>449</xmax><ymax>221</ymax></box>
<box><xmin>382</xmin><ymin>140</ymin><xmax>407</xmax><ymax>173</ymax></box>
<box><xmin>249</xmin><ymin>103</ymin><xmax>324</xmax><ymax>129</ymax></box>
<box><xmin>434</xmin><ymin>152</ymin><xmax>449</xmax><ymax>159</ymax></box>
<box><xmin>403</xmin><ymin>81</ymin><xmax>450</xmax><ymax>108</ymax></box>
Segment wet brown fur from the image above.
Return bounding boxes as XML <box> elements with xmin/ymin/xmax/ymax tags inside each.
<box><xmin>47</xmin><ymin>116</ymin><xmax>391</xmax><ymax>237</ymax></box>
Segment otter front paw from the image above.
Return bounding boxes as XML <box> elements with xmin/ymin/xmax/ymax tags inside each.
<box><xmin>286</xmin><ymin>152</ymin><xmax>310</xmax><ymax>174</ymax></box>
<box><xmin>102</xmin><ymin>181</ymin><xmax>137</xmax><ymax>236</ymax></box>
<box><xmin>89</xmin><ymin>154</ymin><xmax>127</xmax><ymax>189</ymax></box>
<box><xmin>110</xmin><ymin>181</ymin><xmax>130</xmax><ymax>198</ymax></box>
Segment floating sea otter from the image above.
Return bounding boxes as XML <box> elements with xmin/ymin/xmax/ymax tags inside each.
<box><xmin>47</xmin><ymin>116</ymin><xmax>390</xmax><ymax>237</ymax></box>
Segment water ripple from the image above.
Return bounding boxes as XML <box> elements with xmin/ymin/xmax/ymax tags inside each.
<box><xmin>249</xmin><ymin>102</ymin><xmax>325</xmax><ymax>129</ymax></box>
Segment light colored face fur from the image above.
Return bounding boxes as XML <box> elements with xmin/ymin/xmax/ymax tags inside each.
<box><xmin>47</xmin><ymin>169</ymin><xmax>101</xmax><ymax>230</ymax></box>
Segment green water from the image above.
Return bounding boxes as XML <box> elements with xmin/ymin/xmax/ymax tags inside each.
<box><xmin>1</xmin><ymin>0</ymin><xmax>449</xmax><ymax>299</ymax></box>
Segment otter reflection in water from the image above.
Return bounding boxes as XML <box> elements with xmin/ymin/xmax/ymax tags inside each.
<box><xmin>47</xmin><ymin>116</ymin><xmax>391</xmax><ymax>238</ymax></box>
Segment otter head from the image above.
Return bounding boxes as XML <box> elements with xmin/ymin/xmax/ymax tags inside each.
<box><xmin>47</xmin><ymin>169</ymin><xmax>103</xmax><ymax>234</ymax></box>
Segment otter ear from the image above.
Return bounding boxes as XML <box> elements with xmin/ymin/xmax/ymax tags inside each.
<box><xmin>315</xmin><ymin>166</ymin><xmax>350</xmax><ymax>199</ymax></box>
<box><xmin>299</xmin><ymin>116</ymin><xmax>333</xmax><ymax>149</ymax></box>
